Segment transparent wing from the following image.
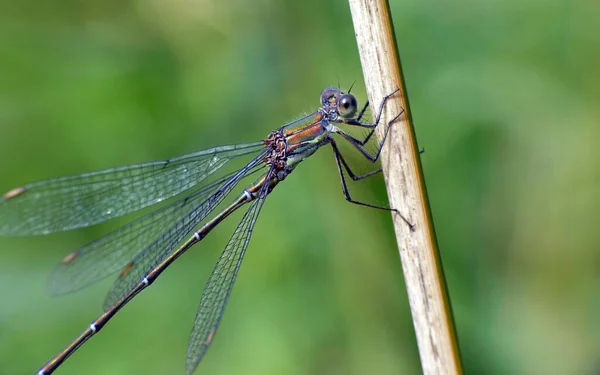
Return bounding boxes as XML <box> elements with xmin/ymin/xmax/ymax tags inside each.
<box><xmin>185</xmin><ymin>172</ymin><xmax>270</xmax><ymax>375</ymax></box>
<box><xmin>0</xmin><ymin>142</ymin><xmax>264</xmax><ymax>236</ymax></box>
<box><xmin>47</xmin><ymin>164</ymin><xmax>263</xmax><ymax>295</ymax></box>
<box><xmin>101</xmin><ymin>155</ymin><xmax>268</xmax><ymax>310</ymax></box>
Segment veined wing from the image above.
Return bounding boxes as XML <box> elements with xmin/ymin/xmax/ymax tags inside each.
<box><xmin>186</xmin><ymin>170</ymin><xmax>270</xmax><ymax>375</ymax></box>
<box><xmin>101</xmin><ymin>155</ymin><xmax>268</xmax><ymax>310</ymax></box>
<box><xmin>0</xmin><ymin>142</ymin><xmax>264</xmax><ymax>236</ymax></box>
<box><xmin>48</xmin><ymin>161</ymin><xmax>266</xmax><ymax>295</ymax></box>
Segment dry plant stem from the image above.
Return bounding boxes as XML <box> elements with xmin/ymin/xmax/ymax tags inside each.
<box><xmin>348</xmin><ymin>1</ymin><xmax>464</xmax><ymax>374</ymax></box>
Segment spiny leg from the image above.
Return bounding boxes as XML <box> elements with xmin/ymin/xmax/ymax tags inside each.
<box><xmin>330</xmin><ymin>141</ymin><xmax>414</xmax><ymax>230</ymax></box>
<box><xmin>355</xmin><ymin>100</ymin><xmax>370</xmax><ymax>122</ymax></box>
<box><xmin>342</xmin><ymin>88</ymin><xmax>401</xmax><ymax>146</ymax></box>
<box><xmin>350</xmin><ymin>99</ymin><xmax>425</xmax><ymax>159</ymax></box>
<box><xmin>337</xmin><ymin>106</ymin><xmax>403</xmax><ymax>163</ymax></box>
<box><xmin>333</xmin><ymin>89</ymin><xmax>405</xmax><ymax>179</ymax></box>
<box><xmin>331</xmin><ymin>140</ymin><xmax>382</xmax><ymax>181</ymax></box>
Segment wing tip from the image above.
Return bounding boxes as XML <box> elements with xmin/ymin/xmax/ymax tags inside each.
<box><xmin>2</xmin><ymin>186</ymin><xmax>26</xmax><ymax>200</ymax></box>
<box><xmin>119</xmin><ymin>262</ymin><xmax>135</xmax><ymax>278</ymax></box>
<box><xmin>61</xmin><ymin>250</ymin><xmax>78</xmax><ymax>265</ymax></box>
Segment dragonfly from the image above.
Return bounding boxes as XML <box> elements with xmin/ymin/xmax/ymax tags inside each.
<box><xmin>0</xmin><ymin>86</ymin><xmax>410</xmax><ymax>375</ymax></box>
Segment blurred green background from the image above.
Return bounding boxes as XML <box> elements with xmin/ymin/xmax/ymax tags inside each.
<box><xmin>1</xmin><ymin>0</ymin><xmax>599</xmax><ymax>374</ymax></box>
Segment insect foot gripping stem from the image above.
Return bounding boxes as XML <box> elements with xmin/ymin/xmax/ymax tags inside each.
<box><xmin>393</xmin><ymin>208</ymin><xmax>415</xmax><ymax>232</ymax></box>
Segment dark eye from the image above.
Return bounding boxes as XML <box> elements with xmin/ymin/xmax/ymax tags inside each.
<box><xmin>320</xmin><ymin>87</ymin><xmax>339</xmax><ymax>106</ymax></box>
<box><xmin>337</xmin><ymin>94</ymin><xmax>358</xmax><ymax>118</ymax></box>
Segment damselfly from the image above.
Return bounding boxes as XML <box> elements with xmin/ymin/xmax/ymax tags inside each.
<box><xmin>0</xmin><ymin>87</ymin><xmax>409</xmax><ymax>375</ymax></box>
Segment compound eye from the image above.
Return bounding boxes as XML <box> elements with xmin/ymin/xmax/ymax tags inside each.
<box><xmin>337</xmin><ymin>94</ymin><xmax>358</xmax><ymax>118</ymax></box>
<box><xmin>320</xmin><ymin>87</ymin><xmax>339</xmax><ymax>106</ymax></box>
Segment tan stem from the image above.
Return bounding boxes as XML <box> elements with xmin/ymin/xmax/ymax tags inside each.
<box><xmin>348</xmin><ymin>0</ymin><xmax>464</xmax><ymax>374</ymax></box>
